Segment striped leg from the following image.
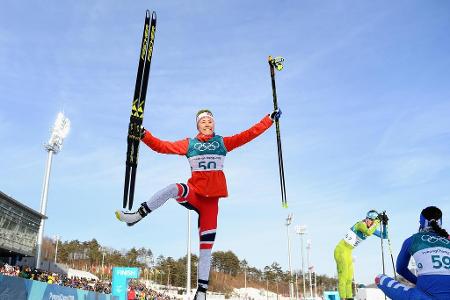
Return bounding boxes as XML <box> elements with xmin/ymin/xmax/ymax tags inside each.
<box><xmin>175</xmin><ymin>185</ymin><xmax>219</xmax><ymax>297</ymax></box>
<box><xmin>375</xmin><ymin>274</ymin><xmax>432</xmax><ymax>300</ymax></box>
<box><xmin>197</xmin><ymin>197</ymin><xmax>219</xmax><ymax>294</ymax></box>
<box><xmin>198</xmin><ymin>228</ymin><xmax>216</xmax><ymax>291</ymax></box>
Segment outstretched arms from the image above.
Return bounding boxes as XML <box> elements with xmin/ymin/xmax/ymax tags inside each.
<box><xmin>223</xmin><ymin>114</ymin><xmax>274</xmax><ymax>152</ymax></box>
<box><xmin>141</xmin><ymin>130</ymin><xmax>189</xmax><ymax>155</ymax></box>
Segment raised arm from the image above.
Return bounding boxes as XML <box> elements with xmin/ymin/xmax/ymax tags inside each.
<box><xmin>355</xmin><ymin>219</ymin><xmax>381</xmax><ymax>237</ymax></box>
<box><xmin>223</xmin><ymin>115</ymin><xmax>273</xmax><ymax>152</ymax></box>
<box><xmin>141</xmin><ymin>130</ymin><xmax>189</xmax><ymax>155</ymax></box>
<box><xmin>373</xmin><ymin>224</ymin><xmax>388</xmax><ymax>239</ymax></box>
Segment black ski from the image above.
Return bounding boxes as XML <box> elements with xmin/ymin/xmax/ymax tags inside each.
<box><xmin>123</xmin><ymin>10</ymin><xmax>157</xmax><ymax>210</ymax></box>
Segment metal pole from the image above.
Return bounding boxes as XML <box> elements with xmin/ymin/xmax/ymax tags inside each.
<box><xmin>306</xmin><ymin>240</ymin><xmax>313</xmax><ymax>298</ymax></box>
<box><xmin>244</xmin><ymin>267</ymin><xmax>247</xmax><ymax>300</ymax></box>
<box><xmin>295</xmin><ymin>274</ymin><xmax>299</xmax><ymax>300</ymax></box>
<box><xmin>187</xmin><ymin>211</ymin><xmax>192</xmax><ymax>300</ymax></box>
<box><xmin>296</xmin><ymin>225</ymin><xmax>307</xmax><ymax>299</ymax></box>
<box><xmin>101</xmin><ymin>250</ymin><xmax>106</xmax><ymax>280</ymax></box>
<box><xmin>314</xmin><ymin>271</ymin><xmax>317</xmax><ymax>298</ymax></box>
<box><xmin>54</xmin><ymin>235</ymin><xmax>59</xmax><ymax>263</ymax></box>
<box><xmin>35</xmin><ymin>112</ymin><xmax>70</xmax><ymax>270</ymax></box>
<box><xmin>286</xmin><ymin>215</ymin><xmax>294</xmax><ymax>300</ymax></box>
<box><xmin>36</xmin><ymin>150</ymin><xmax>54</xmax><ymax>269</ymax></box>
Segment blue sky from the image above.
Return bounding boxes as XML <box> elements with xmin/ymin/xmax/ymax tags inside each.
<box><xmin>1</xmin><ymin>1</ymin><xmax>450</xmax><ymax>285</ymax></box>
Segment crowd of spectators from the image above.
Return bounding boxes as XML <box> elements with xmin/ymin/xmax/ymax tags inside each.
<box><xmin>0</xmin><ymin>263</ymin><xmax>174</xmax><ymax>300</ymax></box>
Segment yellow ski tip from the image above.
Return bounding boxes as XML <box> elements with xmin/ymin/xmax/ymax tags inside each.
<box><xmin>282</xmin><ymin>203</ymin><xmax>289</xmax><ymax>209</ymax></box>
<box><xmin>115</xmin><ymin>211</ymin><xmax>121</xmax><ymax>221</ymax></box>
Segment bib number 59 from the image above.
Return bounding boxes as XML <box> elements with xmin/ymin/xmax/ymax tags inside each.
<box><xmin>431</xmin><ymin>255</ymin><xmax>450</xmax><ymax>269</ymax></box>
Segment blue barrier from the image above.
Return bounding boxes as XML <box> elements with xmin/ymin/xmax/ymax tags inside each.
<box><xmin>323</xmin><ymin>291</ymin><xmax>340</xmax><ymax>300</ymax></box>
<box><xmin>0</xmin><ymin>274</ymin><xmax>118</xmax><ymax>300</ymax></box>
<box><xmin>111</xmin><ymin>267</ymin><xmax>140</xmax><ymax>300</ymax></box>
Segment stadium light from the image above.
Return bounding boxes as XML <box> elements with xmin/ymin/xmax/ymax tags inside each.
<box><xmin>36</xmin><ymin>112</ymin><xmax>70</xmax><ymax>269</ymax></box>
<box><xmin>187</xmin><ymin>211</ymin><xmax>192</xmax><ymax>300</ymax></box>
<box><xmin>306</xmin><ymin>239</ymin><xmax>313</xmax><ymax>298</ymax></box>
<box><xmin>295</xmin><ymin>225</ymin><xmax>307</xmax><ymax>299</ymax></box>
<box><xmin>54</xmin><ymin>235</ymin><xmax>60</xmax><ymax>263</ymax></box>
<box><xmin>285</xmin><ymin>214</ymin><xmax>294</xmax><ymax>300</ymax></box>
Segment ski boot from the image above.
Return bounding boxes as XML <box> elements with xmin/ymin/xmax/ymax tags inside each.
<box><xmin>115</xmin><ymin>202</ymin><xmax>151</xmax><ymax>226</ymax></box>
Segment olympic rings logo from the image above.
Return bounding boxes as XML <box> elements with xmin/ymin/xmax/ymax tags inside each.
<box><xmin>194</xmin><ymin>141</ymin><xmax>220</xmax><ymax>151</ymax></box>
<box><xmin>421</xmin><ymin>235</ymin><xmax>450</xmax><ymax>245</ymax></box>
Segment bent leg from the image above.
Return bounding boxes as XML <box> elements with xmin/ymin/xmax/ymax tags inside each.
<box><xmin>376</xmin><ymin>274</ymin><xmax>432</xmax><ymax>300</ymax></box>
<box><xmin>116</xmin><ymin>183</ymin><xmax>181</xmax><ymax>226</ymax></box>
<box><xmin>144</xmin><ymin>183</ymin><xmax>181</xmax><ymax>211</ymax></box>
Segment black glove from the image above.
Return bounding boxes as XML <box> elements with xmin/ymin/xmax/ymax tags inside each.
<box><xmin>270</xmin><ymin>108</ymin><xmax>282</xmax><ymax>121</ymax></box>
<box><xmin>128</xmin><ymin>124</ymin><xmax>146</xmax><ymax>140</ymax></box>
<box><xmin>379</xmin><ymin>212</ymin><xmax>389</xmax><ymax>225</ymax></box>
<box><xmin>139</xmin><ymin>125</ymin><xmax>146</xmax><ymax>139</ymax></box>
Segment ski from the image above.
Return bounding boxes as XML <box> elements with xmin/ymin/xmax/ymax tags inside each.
<box><xmin>123</xmin><ymin>10</ymin><xmax>157</xmax><ymax>210</ymax></box>
<box><xmin>268</xmin><ymin>56</ymin><xmax>288</xmax><ymax>208</ymax></box>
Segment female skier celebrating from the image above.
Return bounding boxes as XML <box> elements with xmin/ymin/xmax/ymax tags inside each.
<box><xmin>334</xmin><ymin>210</ymin><xmax>388</xmax><ymax>300</ymax></box>
<box><xmin>376</xmin><ymin>206</ymin><xmax>450</xmax><ymax>300</ymax></box>
<box><xmin>116</xmin><ymin>108</ymin><xmax>281</xmax><ymax>300</ymax></box>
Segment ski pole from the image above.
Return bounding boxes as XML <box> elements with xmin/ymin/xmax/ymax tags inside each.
<box><xmin>268</xmin><ymin>56</ymin><xmax>288</xmax><ymax>208</ymax></box>
<box><xmin>380</xmin><ymin>212</ymin><xmax>386</xmax><ymax>275</ymax></box>
<box><xmin>380</xmin><ymin>213</ymin><xmax>387</xmax><ymax>300</ymax></box>
<box><xmin>386</xmin><ymin>223</ymin><xmax>397</xmax><ymax>280</ymax></box>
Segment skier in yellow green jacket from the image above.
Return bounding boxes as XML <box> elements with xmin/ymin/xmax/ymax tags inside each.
<box><xmin>334</xmin><ymin>210</ymin><xmax>388</xmax><ymax>300</ymax></box>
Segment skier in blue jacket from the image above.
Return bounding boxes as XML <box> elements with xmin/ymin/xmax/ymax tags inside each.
<box><xmin>376</xmin><ymin>206</ymin><xmax>450</xmax><ymax>300</ymax></box>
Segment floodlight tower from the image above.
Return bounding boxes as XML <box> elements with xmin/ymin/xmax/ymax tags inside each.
<box><xmin>285</xmin><ymin>213</ymin><xmax>294</xmax><ymax>300</ymax></box>
<box><xmin>295</xmin><ymin>225</ymin><xmax>307</xmax><ymax>299</ymax></box>
<box><xmin>306</xmin><ymin>239</ymin><xmax>313</xmax><ymax>298</ymax></box>
<box><xmin>187</xmin><ymin>211</ymin><xmax>192</xmax><ymax>300</ymax></box>
<box><xmin>35</xmin><ymin>112</ymin><xmax>70</xmax><ymax>269</ymax></box>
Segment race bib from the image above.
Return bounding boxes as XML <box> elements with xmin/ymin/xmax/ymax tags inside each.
<box><xmin>189</xmin><ymin>154</ymin><xmax>225</xmax><ymax>172</ymax></box>
<box><xmin>343</xmin><ymin>230</ymin><xmax>363</xmax><ymax>248</ymax></box>
<box><xmin>413</xmin><ymin>235</ymin><xmax>450</xmax><ymax>276</ymax></box>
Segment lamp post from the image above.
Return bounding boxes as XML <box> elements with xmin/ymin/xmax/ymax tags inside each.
<box><xmin>285</xmin><ymin>214</ymin><xmax>294</xmax><ymax>300</ymax></box>
<box><xmin>36</xmin><ymin>112</ymin><xmax>70</xmax><ymax>269</ymax></box>
<box><xmin>306</xmin><ymin>239</ymin><xmax>313</xmax><ymax>298</ymax></box>
<box><xmin>187</xmin><ymin>211</ymin><xmax>192</xmax><ymax>300</ymax></box>
<box><xmin>244</xmin><ymin>265</ymin><xmax>247</xmax><ymax>300</ymax></box>
<box><xmin>240</xmin><ymin>260</ymin><xmax>248</xmax><ymax>300</ymax></box>
<box><xmin>101</xmin><ymin>248</ymin><xmax>106</xmax><ymax>280</ymax></box>
<box><xmin>314</xmin><ymin>270</ymin><xmax>317</xmax><ymax>298</ymax></box>
<box><xmin>54</xmin><ymin>235</ymin><xmax>59</xmax><ymax>263</ymax></box>
<box><xmin>295</xmin><ymin>225</ymin><xmax>307</xmax><ymax>299</ymax></box>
